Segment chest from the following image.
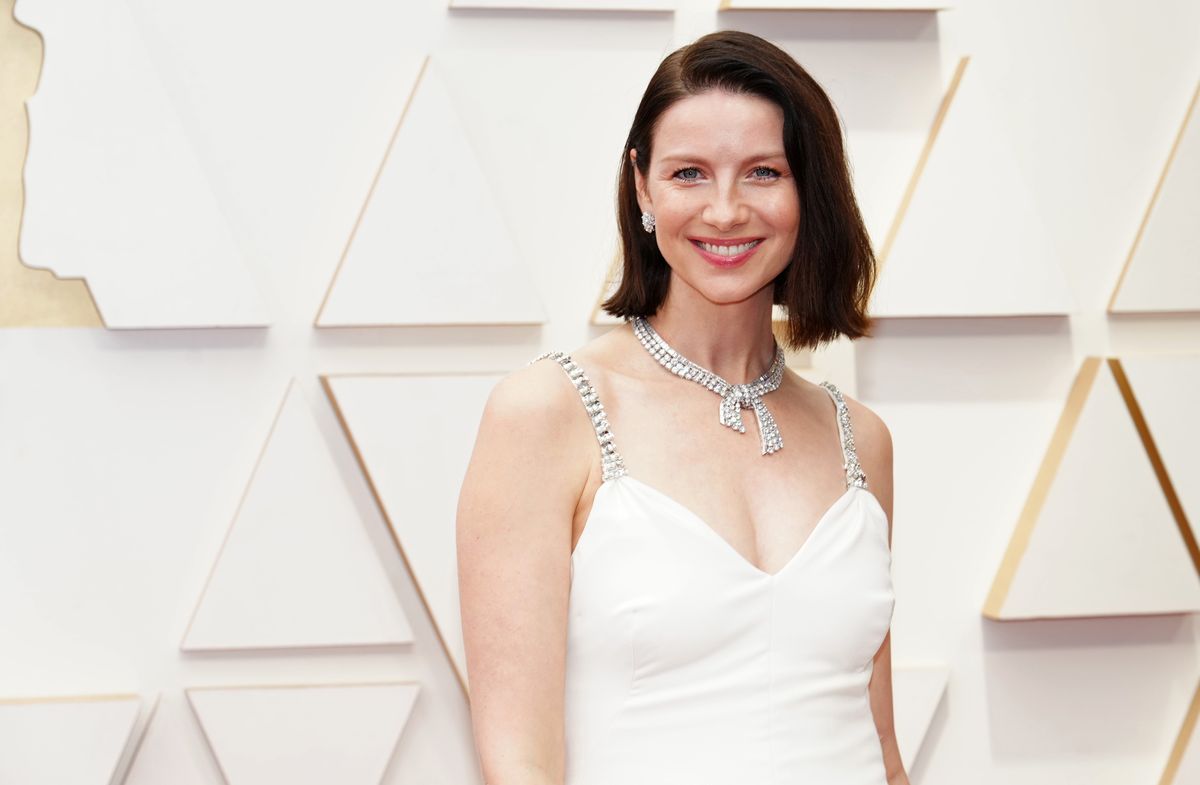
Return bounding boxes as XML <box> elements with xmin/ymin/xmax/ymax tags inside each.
<box><xmin>594</xmin><ymin>384</ymin><xmax>851</xmax><ymax>575</ymax></box>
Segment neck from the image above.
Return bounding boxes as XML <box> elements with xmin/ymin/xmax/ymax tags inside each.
<box><xmin>640</xmin><ymin>276</ymin><xmax>779</xmax><ymax>384</ymax></box>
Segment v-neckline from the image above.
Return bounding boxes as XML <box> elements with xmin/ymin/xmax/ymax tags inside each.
<box><xmin>592</xmin><ymin>474</ymin><xmax>872</xmax><ymax>580</ymax></box>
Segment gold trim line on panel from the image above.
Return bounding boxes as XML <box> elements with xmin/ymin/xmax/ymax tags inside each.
<box><xmin>1107</xmin><ymin>80</ymin><xmax>1200</xmax><ymax>314</ymax></box>
<box><xmin>875</xmin><ymin>55</ymin><xmax>968</xmax><ymax>270</ymax></box>
<box><xmin>312</xmin><ymin>55</ymin><xmax>545</xmax><ymax>329</ymax></box>
<box><xmin>1108</xmin><ymin>357</ymin><xmax>1200</xmax><ymax>575</ymax></box>
<box><xmin>314</xmin><ymin>54</ymin><xmax>430</xmax><ymax>328</ymax></box>
<box><xmin>1158</xmin><ymin>678</ymin><xmax>1200</xmax><ymax>785</ymax></box>
<box><xmin>982</xmin><ymin>356</ymin><xmax>1101</xmax><ymax>619</ymax></box>
<box><xmin>320</xmin><ymin>374</ymin><xmax>471</xmax><ymax>700</ymax></box>
<box><xmin>179</xmin><ymin>379</ymin><xmax>295</xmax><ymax>651</ymax></box>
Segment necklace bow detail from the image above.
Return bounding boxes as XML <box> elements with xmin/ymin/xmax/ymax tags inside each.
<box><xmin>632</xmin><ymin>315</ymin><xmax>786</xmax><ymax>455</ymax></box>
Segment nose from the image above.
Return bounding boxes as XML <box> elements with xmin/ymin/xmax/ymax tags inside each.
<box><xmin>701</xmin><ymin>181</ymin><xmax>749</xmax><ymax>231</ymax></box>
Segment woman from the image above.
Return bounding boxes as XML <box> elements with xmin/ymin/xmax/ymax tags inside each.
<box><xmin>457</xmin><ymin>30</ymin><xmax>905</xmax><ymax>785</ymax></box>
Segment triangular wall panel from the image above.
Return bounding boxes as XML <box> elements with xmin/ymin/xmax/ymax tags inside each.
<box><xmin>316</xmin><ymin>56</ymin><xmax>545</xmax><ymax>327</ymax></box>
<box><xmin>182</xmin><ymin>379</ymin><xmax>412</xmax><ymax>651</ymax></box>
<box><xmin>869</xmin><ymin>56</ymin><xmax>1073</xmax><ymax>317</ymax></box>
<box><xmin>15</xmin><ymin>2</ymin><xmax>268</xmax><ymax>328</ymax></box>
<box><xmin>1109</xmin><ymin>81</ymin><xmax>1200</xmax><ymax>314</ymax></box>
<box><xmin>984</xmin><ymin>357</ymin><xmax>1200</xmax><ymax>619</ymax></box>
<box><xmin>187</xmin><ymin>683</ymin><xmax>418</xmax><ymax>785</ymax></box>
<box><xmin>323</xmin><ymin>373</ymin><xmax>500</xmax><ymax>691</ymax></box>
<box><xmin>122</xmin><ymin>694</ymin><xmax>219</xmax><ymax>785</ymax></box>
<box><xmin>0</xmin><ymin>694</ymin><xmax>141</xmax><ymax>785</ymax></box>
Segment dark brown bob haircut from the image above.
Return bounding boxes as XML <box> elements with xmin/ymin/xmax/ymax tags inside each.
<box><xmin>601</xmin><ymin>30</ymin><xmax>876</xmax><ymax>351</ymax></box>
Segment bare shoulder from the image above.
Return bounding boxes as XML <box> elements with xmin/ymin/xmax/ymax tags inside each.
<box><xmin>483</xmin><ymin>352</ymin><xmax>583</xmax><ymax>432</ymax></box>
<box><xmin>467</xmin><ymin>346</ymin><xmax>614</xmax><ymax>499</ymax></box>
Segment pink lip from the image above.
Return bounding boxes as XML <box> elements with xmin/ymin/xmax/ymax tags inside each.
<box><xmin>689</xmin><ymin>238</ymin><xmax>763</xmax><ymax>268</ymax></box>
<box><xmin>688</xmin><ymin>236</ymin><xmax>763</xmax><ymax>246</ymax></box>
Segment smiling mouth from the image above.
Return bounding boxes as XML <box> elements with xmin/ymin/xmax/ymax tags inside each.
<box><xmin>690</xmin><ymin>238</ymin><xmax>764</xmax><ymax>257</ymax></box>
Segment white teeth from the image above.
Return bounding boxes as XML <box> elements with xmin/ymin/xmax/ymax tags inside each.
<box><xmin>698</xmin><ymin>240</ymin><xmax>760</xmax><ymax>256</ymax></box>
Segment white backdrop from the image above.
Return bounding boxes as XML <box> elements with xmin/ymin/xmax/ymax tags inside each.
<box><xmin>1</xmin><ymin>0</ymin><xmax>1198</xmax><ymax>783</ymax></box>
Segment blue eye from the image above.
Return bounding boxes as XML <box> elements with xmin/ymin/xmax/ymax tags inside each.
<box><xmin>671</xmin><ymin>167</ymin><xmax>702</xmax><ymax>181</ymax></box>
<box><xmin>753</xmin><ymin>166</ymin><xmax>781</xmax><ymax>179</ymax></box>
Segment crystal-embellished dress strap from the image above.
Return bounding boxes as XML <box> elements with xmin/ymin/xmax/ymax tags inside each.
<box><xmin>530</xmin><ymin>351</ymin><xmax>627</xmax><ymax>481</ymax></box>
<box><xmin>817</xmin><ymin>381</ymin><xmax>869</xmax><ymax>490</ymax></box>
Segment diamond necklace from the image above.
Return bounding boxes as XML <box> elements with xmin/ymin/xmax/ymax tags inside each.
<box><xmin>631</xmin><ymin>315</ymin><xmax>786</xmax><ymax>455</ymax></box>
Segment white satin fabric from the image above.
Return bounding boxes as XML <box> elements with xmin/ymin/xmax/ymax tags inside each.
<box><xmin>559</xmin><ymin>383</ymin><xmax>896</xmax><ymax>785</ymax></box>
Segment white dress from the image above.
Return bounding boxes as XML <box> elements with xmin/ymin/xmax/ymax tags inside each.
<box><xmin>535</xmin><ymin>351</ymin><xmax>896</xmax><ymax>785</ymax></box>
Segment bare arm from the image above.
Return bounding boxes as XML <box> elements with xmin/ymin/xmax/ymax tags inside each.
<box><xmin>456</xmin><ymin>360</ymin><xmax>594</xmax><ymax>785</ymax></box>
<box><xmin>870</xmin><ymin>632</ymin><xmax>907</xmax><ymax>785</ymax></box>
<box><xmin>850</xmin><ymin>399</ymin><xmax>910</xmax><ymax>785</ymax></box>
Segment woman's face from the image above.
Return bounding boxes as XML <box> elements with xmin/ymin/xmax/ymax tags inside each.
<box><xmin>633</xmin><ymin>89</ymin><xmax>800</xmax><ymax>308</ymax></box>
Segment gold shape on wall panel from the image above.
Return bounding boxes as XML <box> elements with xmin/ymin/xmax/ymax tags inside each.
<box><xmin>0</xmin><ymin>0</ymin><xmax>101</xmax><ymax>327</ymax></box>
<box><xmin>185</xmin><ymin>681</ymin><xmax>418</xmax><ymax>785</ymax></box>
<box><xmin>1108</xmin><ymin>80</ymin><xmax>1200</xmax><ymax>314</ymax></box>
<box><xmin>1158</xmin><ymin>678</ymin><xmax>1200</xmax><ymax>785</ymax></box>
<box><xmin>983</xmin><ymin>357</ymin><xmax>1200</xmax><ymax>620</ymax></box>
<box><xmin>12</xmin><ymin>1</ymin><xmax>268</xmax><ymax>329</ymax></box>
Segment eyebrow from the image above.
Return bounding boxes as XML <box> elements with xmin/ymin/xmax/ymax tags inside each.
<box><xmin>656</xmin><ymin>152</ymin><xmax>787</xmax><ymax>165</ymax></box>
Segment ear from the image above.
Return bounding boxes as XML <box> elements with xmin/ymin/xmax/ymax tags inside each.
<box><xmin>631</xmin><ymin>148</ymin><xmax>651</xmax><ymax>214</ymax></box>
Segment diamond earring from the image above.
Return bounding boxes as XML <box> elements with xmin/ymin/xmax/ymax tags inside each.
<box><xmin>641</xmin><ymin>211</ymin><xmax>656</xmax><ymax>234</ymax></box>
